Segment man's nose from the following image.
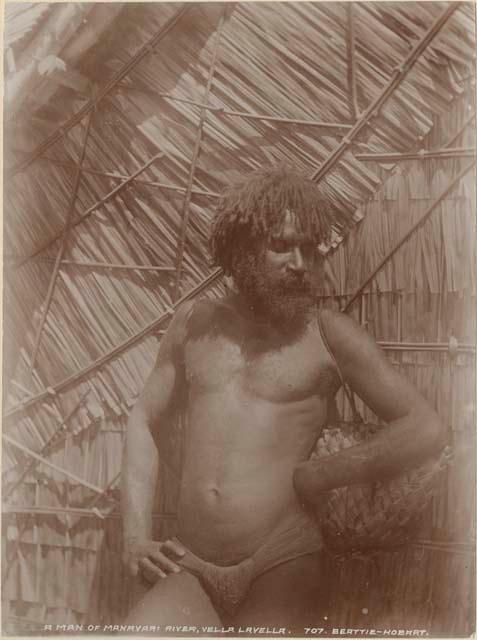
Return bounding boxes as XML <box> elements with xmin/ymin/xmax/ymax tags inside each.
<box><xmin>288</xmin><ymin>247</ymin><xmax>306</xmax><ymax>274</ymax></box>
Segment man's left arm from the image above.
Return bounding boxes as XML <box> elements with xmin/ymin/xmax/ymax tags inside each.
<box><xmin>294</xmin><ymin>310</ymin><xmax>447</xmax><ymax>503</ymax></box>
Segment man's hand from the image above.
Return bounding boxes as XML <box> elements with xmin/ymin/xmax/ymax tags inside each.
<box><xmin>123</xmin><ymin>539</ymin><xmax>186</xmax><ymax>583</ymax></box>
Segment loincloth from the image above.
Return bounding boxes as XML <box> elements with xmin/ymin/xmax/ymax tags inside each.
<box><xmin>174</xmin><ymin>510</ymin><xmax>323</xmax><ymax>617</ymax></box>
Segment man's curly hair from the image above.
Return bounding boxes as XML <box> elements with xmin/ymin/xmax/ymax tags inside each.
<box><xmin>209</xmin><ymin>166</ymin><xmax>345</xmax><ymax>274</ymax></box>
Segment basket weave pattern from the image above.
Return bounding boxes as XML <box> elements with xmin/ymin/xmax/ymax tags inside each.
<box><xmin>312</xmin><ymin>422</ymin><xmax>445</xmax><ymax>555</ymax></box>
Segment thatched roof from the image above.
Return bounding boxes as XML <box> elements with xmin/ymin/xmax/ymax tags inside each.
<box><xmin>4</xmin><ymin>3</ymin><xmax>475</xmax><ymax>390</ymax></box>
<box><xmin>2</xmin><ymin>1</ymin><xmax>476</xmax><ymax>632</ymax></box>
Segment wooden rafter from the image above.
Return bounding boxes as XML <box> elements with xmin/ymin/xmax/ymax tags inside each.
<box><xmin>173</xmin><ymin>9</ymin><xmax>226</xmax><ymax>300</ymax></box>
<box><xmin>87</xmin><ymin>471</ymin><xmax>121</xmax><ymax>509</ymax></box>
<box><xmin>346</xmin><ymin>3</ymin><xmax>360</xmax><ymax>120</ymax></box>
<box><xmin>3</xmin><ymin>389</ymin><xmax>91</xmax><ymax>501</ymax></box>
<box><xmin>311</xmin><ymin>2</ymin><xmax>462</xmax><ymax>182</ymax></box>
<box><xmin>442</xmin><ymin>110</ymin><xmax>475</xmax><ymax>148</ymax></box>
<box><xmin>29</xmin><ymin>111</ymin><xmax>94</xmax><ymax>370</ymax></box>
<box><xmin>3</xmin><ymin>506</ymin><xmax>177</xmax><ymax>520</ymax></box>
<box><xmin>356</xmin><ymin>147</ymin><xmax>476</xmax><ymax>162</ymax></box>
<box><xmin>154</xmin><ymin>90</ymin><xmax>354</xmax><ymax>133</ymax></box>
<box><xmin>3</xmin><ymin>268</ymin><xmax>224</xmax><ymax>422</ymax></box>
<box><xmin>35</xmin><ymin>158</ymin><xmax>220</xmax><ymax>198</ymax></box>
<box><xmin>7</xmin><ymin>257</ymin><xmax>176</xmax><ymax>273</ymax></box>
<box><xmin>3</xmin><ymin>433</ymin><xmax>120</xmax><ymax>500</ymax></box>
<box><xmin>343</xmin><ymin>160</ymin><xmax>476</xmax><ymax>312</ymax></box>
<box><xmin>15</xmin><ymin>152</ymin><xmax>165</xmax><ymax>268</ymax></box>
<box><xmin>378</xmin><ymin>342</ymin><xmax>475</xmax><ymax>354</ymax></box>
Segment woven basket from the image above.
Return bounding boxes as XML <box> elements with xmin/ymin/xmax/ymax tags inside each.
<box><xmin>312</xmin><ymin>421</ymin><xmax>447</xmax><ymax>555</ymax></box>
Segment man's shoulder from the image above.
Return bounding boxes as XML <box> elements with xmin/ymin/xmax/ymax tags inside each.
<box><xmin>319</xmin><ymin>308</ymin><xmax>384</xmax><ymax>375</ymax></box>
<box><xmin>173</xmin><ymin>296</ymin><xmax>233</xmax><ymax>343</ymax></box>
<box><xmin>318</xmin><ymin>308</ymin><xmax>372</xmax><ymax>357</ymax></box>
<box><xmin>319</xmin><ymin>307</ymin><xmax>359</xmax><ymax>337</ymax></box>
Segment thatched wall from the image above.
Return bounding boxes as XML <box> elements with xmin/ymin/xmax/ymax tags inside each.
<box><xmin>317</xmin><ymin>95</ymin><xmax>476</xmax><ymax>636</ymax></box>
<box><xmin>2</xmin><ymin>2</ymin><xmax>476</xmax><ymax>635</ymax></box>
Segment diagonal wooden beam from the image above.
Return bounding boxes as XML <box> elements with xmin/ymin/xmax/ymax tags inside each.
<box><xmin>7</xmin><ymin>256</ymin><xmax>176</xmax><ymax>273</ymax></box>
<box><xmin>355</xmin><ymin>147</ymin><xmax>476</xmax><ymax>162</ymax></box>
<box><xmin>7</xmin><ymin>5</ymin><xmax>190</xmax><ymax>179</ymax></box>
<box><xmin>87</xmin><ymin>471</ymin><xmax>121</xmax><ymax>509</ymax></box>
<box><xmin>3</xmin><ymin>515</ymin><xmax>33</xmax><ymax>585</ymax></box>
<box><xmin>311</xmin><ymin>2</ymin><xmax>462</xmax><ymax>183</ymax></box>
<box><xmin>346</xmin><ymin>3</ymin><xmax>360</xmax><ymax>120</ymax></box>
<box><xmin>3</xmin><ymin>506</ymin><xmax>177</xmax><ymax>520</ymax></box>
<box><xmin>3</xmin><ymin>433</ymin><xmax>120</xmax><ymax>500</ymax></box>
<box><xmin>343</xmin><ymin>159</ymin><xmax>476</xmax><ymax>312</ymax></box>
<box><xmin>14</xmin><ymin>152</ymin><xmax>165</xmax><ymax>268</ymax></box>
<box><xmin>29</xmin><ymin>111</ymin><xmax>94</xmax><ymax>370</ymax></box>
<box><xmin>173</xmin><ymin>9</ymin><xmax>226</xmax><ymax>300</ymax></box>
<box><xmin>157</xmin><ymin>92</ymin><xmax>355</xmax><ymax>133</ymax></box>
<box><xmin>3</xmin><ymin>268</ymin><xmax>224</xmax><ymax>422</ymax></box>
<box><xmin>32</xmin><ymin>157</ymin><xmax>221</xmax><ymax>198</ymax></box>
<box><xmin>442</xmin><ymin>110</ymin><xmax>475</xmax><ymax>149</ymax></box>
<box><xmin>118</xmin><ymin>83</ymin><xmax>354</xmax><ymax>134</ymax></box>
<box><xmin>3</xmin><ymin>389</ymin><xmax>91</xmax><ymax>501</ymax></box>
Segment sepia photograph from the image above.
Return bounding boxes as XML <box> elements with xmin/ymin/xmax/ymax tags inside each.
<box><xmin>2</xmin><ymin>1</ymin><xmax>476</xmax><ymax>637</ymax></box>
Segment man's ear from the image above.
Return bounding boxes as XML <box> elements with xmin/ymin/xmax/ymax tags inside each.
<box><xmin>224</xmin><ymin>275</ymin><xmax>238</xmax><ymax>292</ymax></box>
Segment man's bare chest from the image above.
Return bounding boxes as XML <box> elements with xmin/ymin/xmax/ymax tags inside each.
<box><xmin>183</xmin><ymin>329</ymin><xmax>340</xmax><ymax>403</ymax></box>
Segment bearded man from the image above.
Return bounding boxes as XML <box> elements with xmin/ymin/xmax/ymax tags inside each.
<box><xmin>122</xmin><ymin>167</ymin><xmax>444</xmax><ymax>630</ymax></box>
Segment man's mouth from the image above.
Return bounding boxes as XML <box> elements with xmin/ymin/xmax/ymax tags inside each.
<box><xmin>279</xmin><ymin>277</ymin><xmax>311</xmax><ymax>293</ymax></box>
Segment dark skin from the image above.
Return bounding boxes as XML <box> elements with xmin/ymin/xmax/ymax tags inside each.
<box><xmin>122</xmin><ymin>212</ymin><xmax>445</xmax><ymax>628</ymax></box>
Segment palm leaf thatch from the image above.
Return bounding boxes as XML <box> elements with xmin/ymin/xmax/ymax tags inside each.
<box><xmin>2</xmin><ymin>2</ymin><xmax>476</xmax><ymax>633</ymax></box>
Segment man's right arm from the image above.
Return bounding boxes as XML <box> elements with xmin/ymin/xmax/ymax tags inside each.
<box><xmin>121</xmin><ymin>301</ymin><xmax>192</xmax><ymax>581</ymax></box>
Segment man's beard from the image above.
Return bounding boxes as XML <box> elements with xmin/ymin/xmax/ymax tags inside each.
<box><xmin>232</xmin><ymin>253</ymin><xmax>317</xmax><ymax>334</ymax></box>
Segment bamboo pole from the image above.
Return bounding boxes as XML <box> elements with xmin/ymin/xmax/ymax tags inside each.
<box><xmin>60</xmin><ymin>259</ymin><xmax>175</xmax><ymax>272</ymax></box>
<box><xmin>118</xmin><ymin>84</ymin><xmax>354</xmax><ymax>133</ymax></box>
<box><xmin>214</xmin><ymin>108</ymin><xmax>353</xmax><ymax>132</ymax></box>
<box><xmin>3</xmin><ymin>389</ymin><xmax>91</xmax><ymax>501</ymax></box>
<box><xmin>87</xmin><ymin>471</ymin><xmax>121</xmax><ymax>509</ymax></box>
<box><xmin>173</xmin><ymin>9</ymin><xmax>226</xmax><ymax>299</ymax></box>
<box><xmin>7</xmin><ymin>5</ymin><xmax>191</xmax><ymax>178</ymax></box>
<box><xmin>3</xmin><ymin>268</ymin><xmax>224</xmax><ymax>422</ymax></box>
<box><xmin>10</xmin><ymin>380</ymin><xmax>36</xmax><ymax>398</ymax></box>
<box><xmin>31</xmin><ymin>158</ymin><xmax>221</xmax><ymax>198</ymax></box>
<box><xmin>397</xmin><ymin>293</ymin><xmax>403</xmax><ymax>342</ymax></box>
<box><xmin>442</xmin><ymin>111</ymin><xmax>475</xmax><ymax>149</ymax></box>
<box><xmin>15</xmin><ymin>152</ymin><xmax>165</xmax><ymax>268</ymax></box>
<box><xmin>29</xmin><ymin>111</ymin><xmax>94</xmax><ymax>370</ymax></box>
<box><xmin>355</xmin><ymin>147</ymin><xmax>476</xmax><ymax>162</ymax></box>
<box><xmin>3</xmin><ymin>506</ymin><xmax>177</xmax><ymax>520</ymax></box>
<box><xmin>411</xmin><ymin>540</ymin><xmax>476</xmax><ymax>556</ymax></box>
<box><xmin>8</xmin><ymin>257</ymin><xmax>176</xmax><ymax>273</ymax></box>
<box><xmin>379</xmin><ymin>342</ymin><xmax>475</xmax><ymax>353</ymax></box>
<box><xmin>310</xmin><ymin>2</ymin><xmax>462</xmax><ymax>182</ymax></box>
<box><xmin>34</xmin><ymin>482</ymin><xmax>41</xmax><ymax>603</ymax></box>
<box><xmin>346</xmin><ymin>3</ymin><xmax>360</xmax><ymax>120</ymax></box>
<box><xmin>3</xmin><ymin>433</ymin><xmax>120</xmax><ymax>500</ymax></box>
<box><xmin>343</xmin><ymin>160</ymin><xmax>476</xmax><ymax>312</ymax></box>
<box><xmin>3</xmin><ymin>515</ymin><xmax>33</xmax><ymax>585</ymax></box>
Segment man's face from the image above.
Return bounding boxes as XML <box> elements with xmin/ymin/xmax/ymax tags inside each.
<box><xmin>233</xmin><ymin>211</ymin><xmax>322</xmax><ymax>330</ymax></box>
<box><xmin>264</xmin><ymin>210</ymin><xmax>317</xmax><ymax>291</ymax></box>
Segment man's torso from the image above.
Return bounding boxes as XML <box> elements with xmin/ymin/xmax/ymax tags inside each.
<box><xmin>174</xmin><ymin>297</ymin><xmax>340</xmax><ymax>564</ymax></box>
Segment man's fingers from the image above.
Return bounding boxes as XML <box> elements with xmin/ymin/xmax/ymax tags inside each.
<box><xmin>139</xmin><ymin>557</ymin><xmax>166</xmax><ymax>581</ymax></box>
<box><xmin>163</xmin><ymin>540</ymin><xmax>186</xmax><ymax>558</ymax></box>
<box><xmin>149</xmin><ymin>551</ymin><xmax>182</xmax><ymax>574</ymax></box>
